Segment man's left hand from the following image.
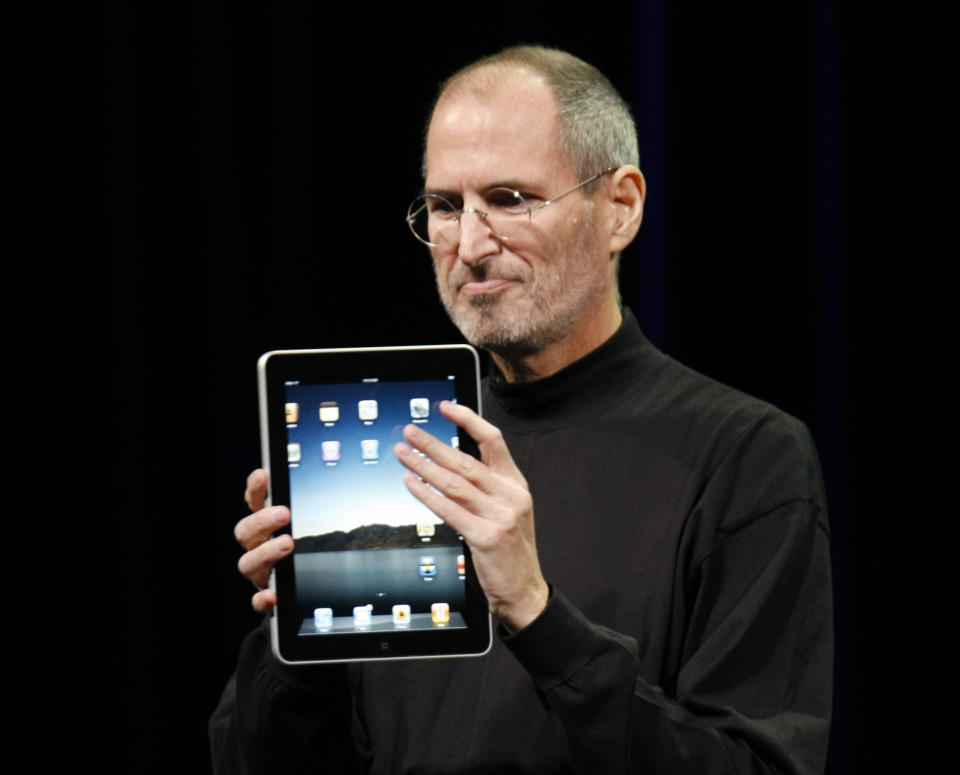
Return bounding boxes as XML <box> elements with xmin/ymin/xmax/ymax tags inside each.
<box><xmin>395</xmin><ymin>400</ymin><xmax>550</xmax><ymax>631</ymax></box>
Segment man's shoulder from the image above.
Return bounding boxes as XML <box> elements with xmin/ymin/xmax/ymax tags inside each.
<box><xmin>629</xmin><ymin>344</ymin><xmax>811</xmax><ymax>449</ymax></box>
<box><xmin>620</xmin><ymin>345</ymin><xmax>825</xmax><ymax>516</ymax></box>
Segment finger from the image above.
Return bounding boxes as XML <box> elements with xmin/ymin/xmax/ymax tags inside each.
<box><xmin>437</xmin><ymin>401</ymin><xmax>523</xmax><ymax>476</ymax></box>
<box><xmin>401</xmin><ymin>469</ymin><xmax>534</xmax><ymax>554</ymax></box>
<box><xmin>400</xmin><ymin>425</ymin><xmax>491</xmax><ymax>492</ymax></box>
<box><xmin>237</xmin><ymin>533</ymin><xmax>293</xmax><ymax>589</ymax></box>
<box><xmin>251</xmin><ymin>587</ymin><xmax>277</xmax><ymax>614</ymax></box>
<box><xmin>245</xmin><ymin>468</ymin><xmax>269</xmax><ymax>512</ymax></box>
<box><xmin>396</xmin><ymin>440</ymin><xmax>525</xmax><ymax>527</ymax></box>
<box><xmin>234</xmin><ymin>506</ymin><xmax>290</xmax><ymax>551</ymax></box>
<box><xmin>401</xmin><ymin>470</ymin><xmax>475</xmax><ymax>535</ymax></box>
<box><xmin>396</xmin><ymin>434</ymin><xmax>505</xmax><ymax>511</ymax></box>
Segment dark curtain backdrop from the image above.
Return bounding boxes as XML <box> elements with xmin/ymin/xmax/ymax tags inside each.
<box><xmin>109</xmin><ymin>2</ymin><xmax>917</xmax><ymax>772</ymax></box>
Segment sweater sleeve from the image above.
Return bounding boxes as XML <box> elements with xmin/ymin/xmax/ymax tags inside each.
<box><xmin>503</xmin><ymin>451</ymin><xmax>833</xmax><ymax>774</ymax></box>
<box><xmin>208</xmin><ymin>618</ymin><xmax>362</xmax><ymax>775</ymax></box>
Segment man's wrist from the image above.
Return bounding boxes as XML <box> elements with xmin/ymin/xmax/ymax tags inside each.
<box><xmin>497</xmin><ymin>581</ymin><xmax>551</xmax><ymax>633</ymax></box>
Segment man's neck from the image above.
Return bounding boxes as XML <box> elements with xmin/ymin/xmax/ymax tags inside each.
<box><xmin>491</xmin><ymin>304</ymin><xmax>623</xmax><ymax>383</ymax></box>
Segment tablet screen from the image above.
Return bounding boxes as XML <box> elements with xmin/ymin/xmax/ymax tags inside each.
<box><xmin>258</xmin><ymin>346</ymin><xmax>491</xmax><ymax>663</ymax></box>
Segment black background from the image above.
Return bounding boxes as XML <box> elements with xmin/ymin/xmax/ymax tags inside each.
<box><xmin>109</xmin><ymin>2</ymin><xmax>925</xmax><ymax>772</ymax></box>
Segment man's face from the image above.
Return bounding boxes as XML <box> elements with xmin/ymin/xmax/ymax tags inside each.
<box><xmin>423</xmin><ymin>72</ymin><xmax>614</xmax><ymax>359</ymax></box>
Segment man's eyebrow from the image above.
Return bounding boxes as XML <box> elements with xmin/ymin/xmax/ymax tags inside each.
<box><xmin>486</xmin><ymin>180</ymin><xmax>533</xmax><ymax>193</ymax></box>
<box><xmin>423</xmin><ymin>181</ymin><xmax>539</xmax><ymax>197</ymax></box>
<box><xmin>422</xmin><ymin>187</ymin><xmax>462</xmax><ymax>200</ymax></box>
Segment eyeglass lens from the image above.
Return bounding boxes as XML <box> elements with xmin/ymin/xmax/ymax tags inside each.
<box><xmin>406</xmin><ymin>188</ymin><xmax>529</xmax><ymax>247</ymax></box>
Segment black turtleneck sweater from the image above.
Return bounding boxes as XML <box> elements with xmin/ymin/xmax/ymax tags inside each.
<box><xmin>210</xmin><ymin>310</ymin><xmax>833</xmax><ymax>774</ymax></box>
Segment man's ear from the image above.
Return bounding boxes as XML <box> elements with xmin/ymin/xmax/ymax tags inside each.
<box><xmin>605</xmin><ymin>166</ymin><xmax>645</xmax><ymax>256</ymax></box>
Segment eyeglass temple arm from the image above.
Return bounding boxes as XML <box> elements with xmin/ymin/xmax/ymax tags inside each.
<box><xmin>536</xmin><ymin>166</ymin><xmax>618</xmax><ymax>209</ymax></box>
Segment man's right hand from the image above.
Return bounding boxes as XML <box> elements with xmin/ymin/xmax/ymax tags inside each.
<box><xmin>234</xmin><ymin>468</ymin><xmax>293</xmax><ymax>613</ymax></box>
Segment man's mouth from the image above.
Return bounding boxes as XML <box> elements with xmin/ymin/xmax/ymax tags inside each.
<box><xmin>459</xmin><ymin>277</ymin><xmax>516</xmax><ymax>295</ymax></box>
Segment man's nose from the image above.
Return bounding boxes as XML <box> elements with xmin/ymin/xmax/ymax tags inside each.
<box><xmin>457</xmin><ymin>207</ymin><xmax>500</xmax><ymax>265</ymax></box>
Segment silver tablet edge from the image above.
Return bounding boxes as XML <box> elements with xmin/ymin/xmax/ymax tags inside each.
<box><xmin>271</xmin><ymin>612</ymin><xmax>493</xmax><ymax>666</ymax></box>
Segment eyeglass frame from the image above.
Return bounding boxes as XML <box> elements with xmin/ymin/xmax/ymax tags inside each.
<box><xmin>406</xmin><ymin>166</ymin><xmax>618</xmax><ymax>247</ymax></box>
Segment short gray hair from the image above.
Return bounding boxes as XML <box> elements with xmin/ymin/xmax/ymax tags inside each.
<box><xmin>427</xmin><ymin>45</ymin><xmax>639</xmax><ymax>180</ymax></box>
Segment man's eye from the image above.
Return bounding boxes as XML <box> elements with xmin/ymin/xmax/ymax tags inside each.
<box><xmin>486</xmin><ymin>188</ymin><xmax>527</xmax><ymax>214</ymax></box>
<box><xmin>428</xmin><ymin>196</ymin><xmax>461</xmax><ymax>218</ymax></box>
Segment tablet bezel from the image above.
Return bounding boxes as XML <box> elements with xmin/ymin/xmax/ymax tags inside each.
<box><xmin>257</xmin><ymin>345</ymin><xmax>491</xmax><ymax>665</ymax></box>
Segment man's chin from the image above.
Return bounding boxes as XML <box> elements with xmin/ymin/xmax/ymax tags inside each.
<box><xmin>449</xmin><ymin>310</ymin><xmax>545</xmax><ymax>358</ymax></box>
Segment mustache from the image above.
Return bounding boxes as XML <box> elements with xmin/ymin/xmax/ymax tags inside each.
<box><xmin>450</xmin><ymin>262</ymin><xmax>524</xmax><ymax>287</ymax></box>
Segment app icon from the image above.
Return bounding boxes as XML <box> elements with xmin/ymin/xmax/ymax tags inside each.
<box><xmin>457</xmin><ymin>554</ymin><xmax>465</xmax><ymax>576</ymax></box>
<box><xmin>314</xmin><ymin>607</ymin><xmax>333</xmax><ymax>628</ymax></box>
<box><xmin>431</xmin><ymin>602</ymin><xmax>450</xmax><ymax>624</ymax></box>
<box><xmin>361</xmin><ymin>439</ymin><xmax>379</xmax><ymax>460</ymax></box>
<box><xmin>285</xmin><ymin>403</ymin><xmax>299</xmax><ymax>424</ymax></box>
<box><xmin>417</xmin><ymin>522</ymin><xmax>436</xmax><ymax>538</ymax></box>
<box><xmin>319</xmin><ymin>401</ymin><xmax>340</xmax><ymax>423</ymax></box>
<box><xmin>392</xmin><ymin>604</ymin><xmax>411</xmax><ymax>626</ymax></box>
<box><xmin>321</xmin><ymin>441</ymin><xmax>341</xmax><ymax>462</ymax></box>
<box><xmin>287</xmin><ymin>443</ymin><xmax>301</xmax><ymax>463</ymax></box>
<box><xmin>358</xmin><ymin>400</ymin><xmax>378</xmax><ymax>421</ymax></box>
<box><xmin>451</xmin><ymin>435</ymin><xmax>459</xmax><ymax>449</ymax></box>
<box><xmin>418</xmin><ymin>556</ymin><xmax>437</xmax><ymax>577</ymax></box>
<box><xmin>410</xmin><ymin>398</ymin><xmax>430</xmax><ymax>419</ymax></box>
<box><xmin>353</xmin><ymin>604</ymin><xmax>372</xmax><ymax>626</ymax></box>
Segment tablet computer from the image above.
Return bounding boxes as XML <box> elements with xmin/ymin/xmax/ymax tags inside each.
<box><xmin>257</xmin><ymin>345</ymin><xmax>491</xmax><ymax>665</ymax></box>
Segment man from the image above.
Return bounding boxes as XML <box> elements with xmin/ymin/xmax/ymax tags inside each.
<box><xmin>211</xmin><ymin>46</ymin><xmax>832</xmax><ymax>774</ymax></box>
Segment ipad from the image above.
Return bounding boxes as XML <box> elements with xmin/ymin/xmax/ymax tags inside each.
<box><xmin>257</xmin><ymin>345</ymin><xmax>492</xmax><ymax>665</ymax></box>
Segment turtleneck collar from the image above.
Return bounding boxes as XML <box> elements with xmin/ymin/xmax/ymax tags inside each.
<box><xmin>483</xmin><ymin>308</ymin><xmax>655</xmax><ymax>431</ymax></box>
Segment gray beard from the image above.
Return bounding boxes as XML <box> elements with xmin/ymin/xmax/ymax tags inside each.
<box><xmin>442</xmin><ymin>288</ymin><xmax>581</xmax><ymax>363</ymax></box>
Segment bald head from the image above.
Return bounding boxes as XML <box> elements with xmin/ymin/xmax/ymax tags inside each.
<box><xmin>424</xmin><ymin>46</ymin><xmax>639</xmax><ymax>182</ymax></box>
